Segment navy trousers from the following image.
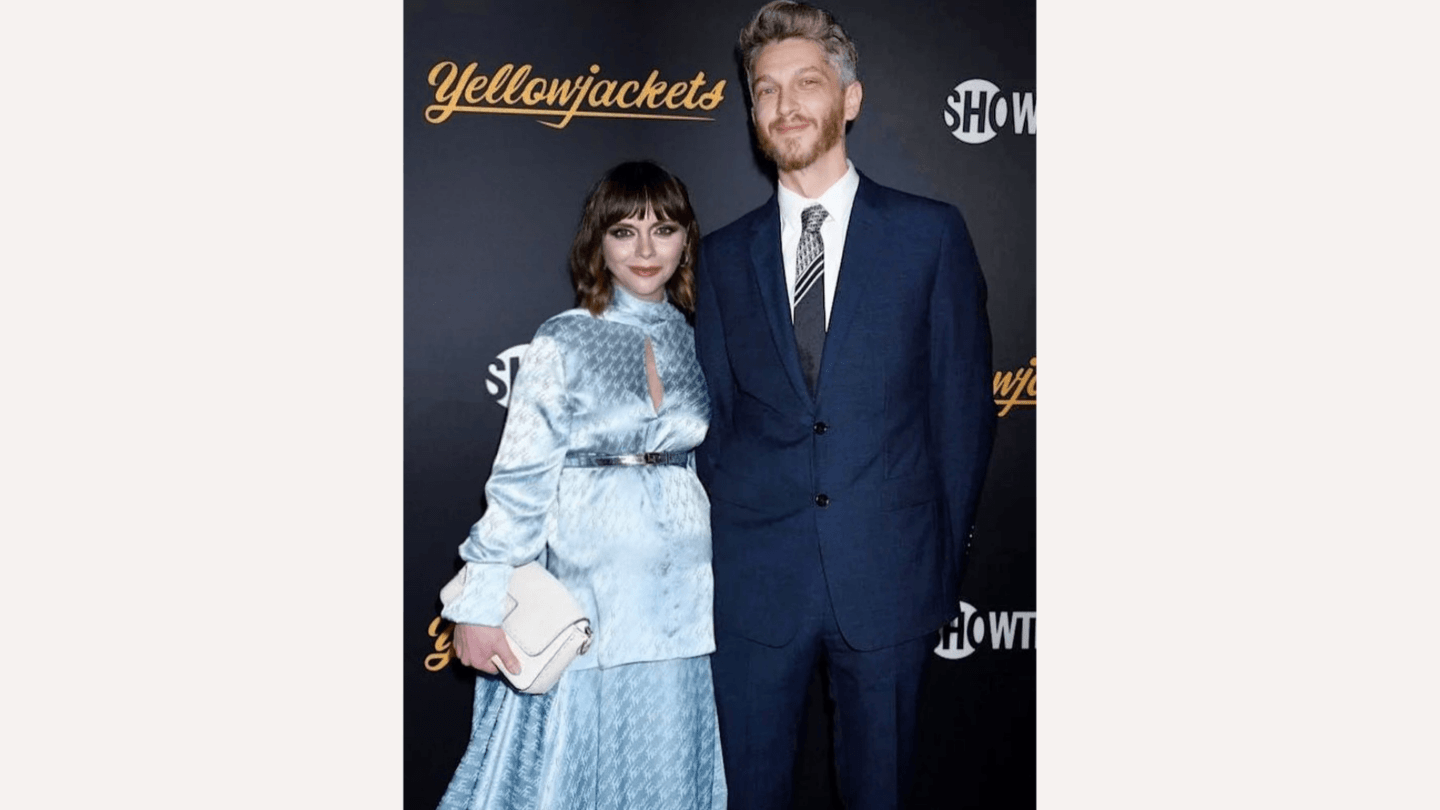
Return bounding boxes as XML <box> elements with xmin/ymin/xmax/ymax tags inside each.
<box><xmin>711</xmin><ymin>541</ymin><xmax>933</xmax><ymax>810</ymax></box>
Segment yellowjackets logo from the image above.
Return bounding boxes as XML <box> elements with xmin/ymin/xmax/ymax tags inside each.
<box><xmin>425</xmin><ymin>616</ymin><xmax>456</xmax><ymax>671</ymax></box>
<box><xmin>994</xmin><ymin>356</ymin><xmax>1036</xmax><ymax>417</ymax></box>
<box><xmin>426</xmin><ymin>61</ymin><xmax>728</xmax><ymax>129</ymax></box>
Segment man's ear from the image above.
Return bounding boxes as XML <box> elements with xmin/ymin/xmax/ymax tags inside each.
<box><xmin>844</xmin><ymin>80</ymin><xmax>863</xmax><ymax>122</ymax></box>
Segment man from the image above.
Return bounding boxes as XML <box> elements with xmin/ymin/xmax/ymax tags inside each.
<box><xmin>694</xmin><ymin>2</ymin><xmax>996</xmax><ymax>808</ymax></box>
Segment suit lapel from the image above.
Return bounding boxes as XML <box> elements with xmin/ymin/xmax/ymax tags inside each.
<box><xmin>748</xmin><ymin>198</ymin><xmax>813</xmax><ymax>406</ymax></box>
<box><xmin>818</xmin><ymin>174</ymin><xmax>886</xmax><ymax>391</ymax></box>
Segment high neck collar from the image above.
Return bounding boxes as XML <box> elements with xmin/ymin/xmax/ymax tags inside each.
<box><xmin>605</xmin><ymin>283</ymin><xmax>682</xmax><ymax>328</ymax></box>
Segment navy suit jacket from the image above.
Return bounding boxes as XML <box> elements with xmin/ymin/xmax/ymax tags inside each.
<box><xmin>695</xmin><ymin>173</ymin><xmax>996</xmax><ymax>651</ymax></box>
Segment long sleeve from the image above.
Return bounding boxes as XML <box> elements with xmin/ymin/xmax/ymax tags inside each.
<box><xmin>929</xmin><ymin>205</ymin><xmax>996</xmax><ymax>581</ymax></box>
<box><xmin>693</xmin><ymin>240</ymin><xmax>734</xmax><ymax>487</ymax></box>
<box><xmin>441</xmin><ymin>333</ymin><xmax>570</xmax><ymax>626</ymax></box>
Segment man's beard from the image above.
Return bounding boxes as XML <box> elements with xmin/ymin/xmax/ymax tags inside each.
<box><xmin>757</xmin><ymin>97</ymin><xmax>845</xmax><ymax>173</ymax></box>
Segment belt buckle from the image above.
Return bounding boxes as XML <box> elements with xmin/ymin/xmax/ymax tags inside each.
<box><xmin>642</xmin><ymin>452</ymin><xmax>663</xmax><ymax>465</ymax></box>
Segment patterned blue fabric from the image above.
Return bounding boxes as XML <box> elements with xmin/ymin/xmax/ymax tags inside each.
<box><xmin>437</xmin><ymin>286</ymin><xmax>724</xmax><ymax>808</ymax></box>
<box><xmin>440</xmin><ymin>285</ymin><xmax>715</xmax><ymax>670</ymax></box>
<box><xmin>437</xmin><ymin>657</ymin><xmax>726</xmax><ymax>810</ymax></box>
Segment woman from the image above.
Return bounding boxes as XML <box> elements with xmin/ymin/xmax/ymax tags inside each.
<box><xmin>436</xmin><ymin>161</ymin><xmax>725</xmax><ymax>810</ymax></box>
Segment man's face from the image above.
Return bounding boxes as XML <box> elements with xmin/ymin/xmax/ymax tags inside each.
<box><xmin>750</xmin><ymin>37</ymin><xmax>862</xmax><ymax>173</ymax></box>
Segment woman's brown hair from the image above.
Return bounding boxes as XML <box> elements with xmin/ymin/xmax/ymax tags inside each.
<box><xmin>569</xmin><ymin>161</ymin><xmax>700</xmax><ymax>316</ymax></box>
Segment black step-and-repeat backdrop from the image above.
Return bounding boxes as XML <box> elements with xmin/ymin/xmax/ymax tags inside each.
<box><xmin>404</xmin><ymin>1</ymin><xmax>1034</xmax><ymax>806</ymax></box>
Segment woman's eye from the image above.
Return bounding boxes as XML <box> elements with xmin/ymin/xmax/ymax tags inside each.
<box><xmin>609</xmin><ymin>228</ymin><xmax>632</xmax><ymax>238</ymax></box>
<box><xmin>655</xmin><ymin>225</ymin><xmax>677</xmax><ymax>236</ymax></box>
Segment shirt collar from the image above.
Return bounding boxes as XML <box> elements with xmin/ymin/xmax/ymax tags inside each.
<box><xmin>777</xmin><ymin>160</ymin><xmax>860</xmax><ymax>233</ymax></box>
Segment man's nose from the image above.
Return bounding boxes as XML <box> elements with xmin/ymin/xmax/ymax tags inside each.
<box><xmin>776</xmin><ymin>87</ymin><xmax>797</xmax><ymax>115</ymax></box>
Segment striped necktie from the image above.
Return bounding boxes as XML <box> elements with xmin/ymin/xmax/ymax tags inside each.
<box><xmin>793</xmin><ymin>204</ymin><xmax>828</xmax><ymax>394</ymax></box>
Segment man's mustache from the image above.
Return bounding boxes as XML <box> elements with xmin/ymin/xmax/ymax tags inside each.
<box><xmin>769</xmin><ymin>116</ymin><xmax>816</xmax><ymax>135</ymax></box>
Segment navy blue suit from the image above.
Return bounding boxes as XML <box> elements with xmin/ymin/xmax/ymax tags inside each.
<box><xmin>695</xmin><ymin>173</ymin><xmax>995</xmax><ymax>809</ymax></box>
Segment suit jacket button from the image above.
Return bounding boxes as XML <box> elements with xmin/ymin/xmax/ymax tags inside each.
<box><xmin>814</xmin><ymin>493</ymin><xmax>830</xmax><ymax>507</ymax></box>
<box><xmin>812</xmin><ymin>421</ymin><xmax>828</xmax><ymax>435</ymax></box>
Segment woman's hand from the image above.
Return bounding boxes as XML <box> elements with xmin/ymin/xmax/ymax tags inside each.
<box><xmin>452</xmin><ymin>624</ymin><xmax>522</xmax><ymax>675</ymax></box>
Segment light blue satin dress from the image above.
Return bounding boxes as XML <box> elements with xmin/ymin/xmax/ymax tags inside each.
<box><xmin>437</xmin><ymin>286</ymin><xmax>726</xmax><ymax>810</ymax></box>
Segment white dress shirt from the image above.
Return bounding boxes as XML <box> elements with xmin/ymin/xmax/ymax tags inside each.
<box><xmin>778</xmin><ymin>160</ymin><xmax>860</xmax><ymax>329</ymax></box>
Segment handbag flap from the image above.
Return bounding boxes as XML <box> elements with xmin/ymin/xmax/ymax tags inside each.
<box><xmin>502</xmin><ymin>562</ymin><xmax>590</xmax><ymax>657</ymax></box>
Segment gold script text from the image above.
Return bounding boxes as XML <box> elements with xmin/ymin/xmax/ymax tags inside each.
<box><xmin>425</xmin><ymin>61</ymin><xmax>727</xmax><ymax>129</ymax></box>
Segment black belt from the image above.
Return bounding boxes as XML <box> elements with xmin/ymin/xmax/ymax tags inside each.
<box><xmin>563</xmin><ymin>451</ymin><xmax>692</xmax><ymax>467</ymax></box>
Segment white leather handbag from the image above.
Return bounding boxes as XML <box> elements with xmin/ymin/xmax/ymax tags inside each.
<box><xmin>441</xmin><ymin>561</ymin><xmax>593</xmax><ymax>694</ymax></box>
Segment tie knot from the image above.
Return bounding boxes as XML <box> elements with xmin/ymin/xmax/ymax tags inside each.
<box><xmin>801</xmin><ymin>204</ymin><xmax>827</xmax><ymax>234</ymax></box>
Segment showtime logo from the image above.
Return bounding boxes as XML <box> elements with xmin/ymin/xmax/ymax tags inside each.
<box><xmin>484</xmin><ymin>343</ymin><xmax>528</xmax><ymax>408</ymax></box>
<box><xmin>934</xmin><ymin>600</ymin><xmax>1036</xmax><ymax>659</ymax></box>
<box><xmin>942</xmin><ymin>79</ymin><xmax>1036</xmax><ymax>144</ymax></box>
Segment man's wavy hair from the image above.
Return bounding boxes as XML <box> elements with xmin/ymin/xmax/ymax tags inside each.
<box><xmin>570</xmin><ymin>161</ymin><xmax>700</xmax><ymax>317</ymax></box>
<box><xmin>737</xmin><ymin>1</ymin><xmax>860</xmax><ymax>93</ymax></box>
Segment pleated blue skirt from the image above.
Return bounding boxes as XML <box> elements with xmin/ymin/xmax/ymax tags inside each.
<box><xmin>437</xmin><ymin>656</ymin><xmax>727</xmax><ymax>810</ymax></box>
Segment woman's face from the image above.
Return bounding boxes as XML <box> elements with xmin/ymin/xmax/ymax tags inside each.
<box><xmin>602</xmin><ymin>207</ymin><xmax>686</xmax><ymax>303</ymax></box>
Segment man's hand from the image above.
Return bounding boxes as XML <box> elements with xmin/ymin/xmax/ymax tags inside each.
<box><xmin>453</xmin><ymin>623</ymin><xmax>522</xmax><ymax>675</ymax></box>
